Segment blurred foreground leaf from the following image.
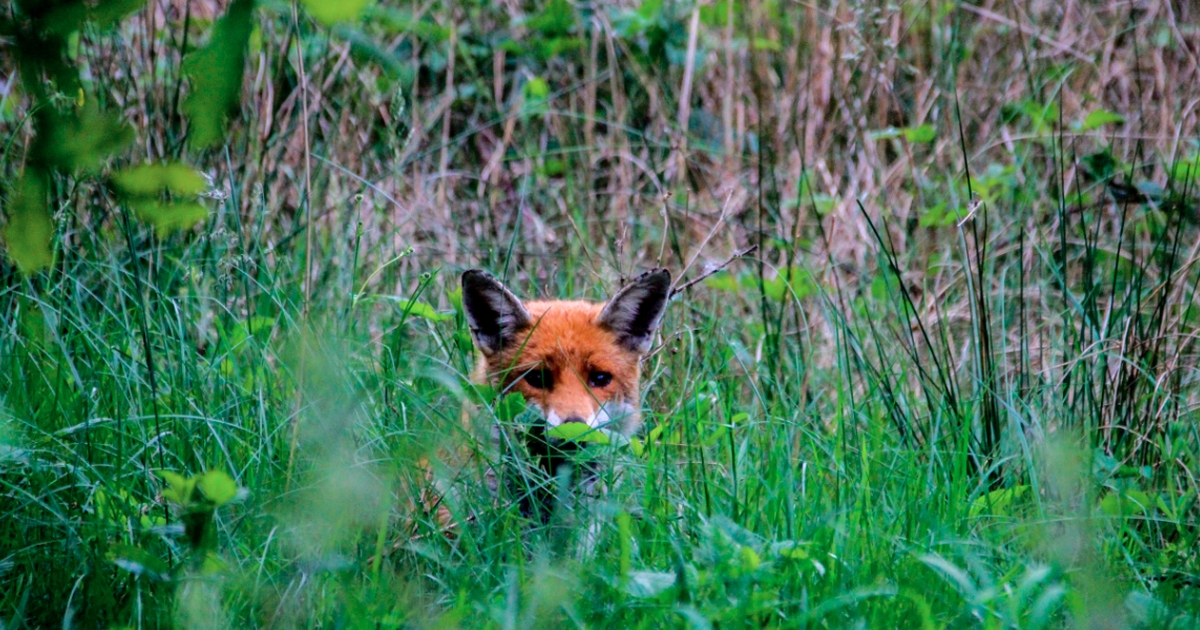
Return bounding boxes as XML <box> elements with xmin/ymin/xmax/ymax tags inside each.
<box><xmin>183</xmin><ymin>0</ymin><xmax>255</xmax><ymax>148</ymax></box>
<box><xmin>2</xmin><ymin>172</ymin><xmax>54</xmax><ymax>273</ymax></box>
<box><xmin>129</xmin><ymin>199</ymin><xmax>208</xmax><ymax>236</ymax></box>
<box><xmin>113</xmin><ymin>162</ymin><xmax>210</xmax><ymax>234</ymax></box>
<box><xmin>113</xmin><ymin>163</ymin><xmax>207</xmax><ymax>196</ymax></box>
<box><xmin>33</xmin><ymin>106</ymin><xmax>133</xmax><ymax>172</ymax></box>
<box><xmin>90</xmin><ymin>0</ymin><xmax>148</xmax><ymax>28</ymax></box>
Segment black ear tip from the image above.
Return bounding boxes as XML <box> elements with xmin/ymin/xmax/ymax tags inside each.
<box><xmin>461</xmin><ymin>269</ymin><xmax>493</xmax><ymax>290</ymax></box>
<box><xmin>641</xmin><ymin>268</ymin><xmax>672</xmax><ymax>291</ymax></box>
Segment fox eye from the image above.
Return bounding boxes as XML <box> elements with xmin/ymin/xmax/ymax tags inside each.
<box><xmin>588</xmin><ymin>370</ymin><xmax>613</xmax><ymax>388</ymax></box>
<box><xmin>524</xmin><ymin>368</ymin><xmax>552</xmax><ymax>389</ymax></box>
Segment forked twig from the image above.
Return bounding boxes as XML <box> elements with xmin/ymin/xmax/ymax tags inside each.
<box><xmin>669</xmin><ymin>245</ymin><xmax>759</xmax><ymax>298</ymax></box>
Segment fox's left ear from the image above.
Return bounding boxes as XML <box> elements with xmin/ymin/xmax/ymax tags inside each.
<box><xmin>462</xmin><ymin>270</ymin><xmax>532</xmax><ymax>356</ymax></box>
<box><xmin>597</xmin><ymin>268</ymin><xmax>672</xmax><ymax>354</ymax></box>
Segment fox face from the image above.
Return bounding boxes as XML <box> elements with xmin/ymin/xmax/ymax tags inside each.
<box><xmin>461</xmin><ymin>269</ymin><xmax>671</xmax><ymax>435</ymax></box>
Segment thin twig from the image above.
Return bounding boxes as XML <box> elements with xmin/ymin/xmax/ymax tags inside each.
<box><xmin>670</xmin><ymin>245</ymin><xmax>759</xmax><ymax>298</ymax></box>
<box><xmin>676</xmin><ymin>191</ymin><xmax>734</xmax><ymax>281</ymax></box>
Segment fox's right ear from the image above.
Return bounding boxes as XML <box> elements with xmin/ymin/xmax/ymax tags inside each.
<box><xmin>461</xmin><ymin>270</ymin><xmax>531</xmax><ymax>356</ymax></box>
<box><xmin>597</xmin><ymin>268</ymin><xmax>672</xmax><ymax>354</ymax></box>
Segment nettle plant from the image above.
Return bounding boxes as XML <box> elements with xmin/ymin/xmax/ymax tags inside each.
<box><xmin>106</xmin><ymin>469</ymin><xmax>244</xmax><ymax>581</ymax></box>
<box><xmin>1</xmin><ymin>0</ymin><xmax>371</xmax><ymax>273</ymax></box>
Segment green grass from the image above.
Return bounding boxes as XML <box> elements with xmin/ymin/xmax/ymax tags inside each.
<box><xmin>3</xmin><ymin>0</ymin><xmax>1200</xmax><ymax>627</ymax></box>
<box><xmin>3</xmin><ymin>195</ymin><xmax>1199</xmax><ymax>626</ymax></box>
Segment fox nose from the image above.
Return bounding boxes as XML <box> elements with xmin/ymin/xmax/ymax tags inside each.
<box><xmin>562</xmin><ymin>415</ymin><xmax>587</xmax><ymax>425</ymax></box>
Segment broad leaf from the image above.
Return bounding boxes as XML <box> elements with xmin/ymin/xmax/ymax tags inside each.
<box><xmin>129</xmin><ymin>200</ymin><xmax>208</xmax><ymax>236</ymax></box>
<box><xmin>33</xmin><ymin>106</ymin><xmax>133</xmax><ymax>173</ymax></box>
<box><xmin>157</xmin><ymin>469</ymin><xmax>196</xmax><ymax>505</ymax></box>
<box><xmin>90</xmin><ymin>0</ymin><xmax>148</xmax><ymax>27</ymax></box>
<box><xmin>183</xmin><ymin>0</ymin><xmax>255</xmax><ymax>148</ymax></box>
<box><xmin>1078</xmin><ymin>109</ymin><xmax>1125</xmax><ymax>131</ymax></box>
<box><xmin>113</xmin><ymin>163</ymin><xmax>207</xmax><ymax>196</ymax></box>
<box><xmin>497</xmin><ymin>392</ymin><xmax>527</xmax><ymax>423</ymax></box>
<box><xmin>547</xmin><ymin>423</ymin><xmax>611</xmax><ymax>444</ymax></box>
<box><xmin>526</xmin><ymin>0</ymin><xmax>575</xmax><ymax>37</ymax></box>
<box><xmin>3</xmin><ymin>172</ymin><xmax>54</xmax><ymax>273</ymax></box>
<box><xmin>301</xmin><ymin>0</ymin><xmax>372</xmax><ymax>25</ymax></box>
<box><xmin>393</xmin><ymin>299</ymin><xmax>452</xmax><ymax>322</ymax></box>
<box><xmin>196</xmin><ymin>470</ymin><xmax>239</xmax><ymax>507</ymax></box>
<box><xmin>903</xmin><ymin>124</ymin><xmax>936</xmax><ymax>143</ymax></box>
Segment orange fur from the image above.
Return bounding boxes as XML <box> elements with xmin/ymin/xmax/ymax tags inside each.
<box><xmin>478</xmin><ymin>299</ymin><xmax>645</xmax><ymax>434</ymax></box>
<box><xmin>396</xmin><ymin>269</ymin><xmax>670</xmax><ymax>544</ymax></box>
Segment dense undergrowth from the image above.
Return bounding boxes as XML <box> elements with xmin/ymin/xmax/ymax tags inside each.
<box><xmin>2</xmin><ymin>0</ymin><xmax>1200</xmax><ymax>627</ymax></box>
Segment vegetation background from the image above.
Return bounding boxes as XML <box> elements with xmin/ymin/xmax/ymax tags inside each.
<box><xmin>2</xmin><ymin>0</ymin><xmax>1199</xmax><ymax>626</ymax></box>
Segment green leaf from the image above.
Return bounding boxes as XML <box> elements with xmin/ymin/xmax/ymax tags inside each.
<box><xmin>113</xmin><ymin>163</ymin><xmax>207</xmax><ymax>196</ymax></box>
<box><xmin>753</xmin><ymin>37</ymin><xmax>781</xmax><ymax>52</ymax></box>
<box><xmin>1078</xmin><ymin>109</ymin><xmax>1125</xmax><ymax>131</ymax></box>
<box><xmin>1170</xmin><ymin>157</ymin><xmax>1200</xmax><ymax>183</ymax></box>
<box><xmin>739</xmin><ymin>545</ymin><xmax>762</xmax><ymax>570</ymax></box>
<box><xmin>398</xmin><ymin>300</ymin><xmax>452</xmax><ymax>322</ymax></box>
<box><xmin>638</xmin><ymin>0</ymin><xmax>665</xmax><ymax>21</ymax></box>
<box><xmin>918</xmin><ymin>202</ymin><xmax>957</xmax><ymax>228</ymax></box>
<box><xmin>774</xmin><ymin>541</ymin><xmax>809</xmax><ymax>560</ymax></box>
<box><xmin>1025</xmin><ymin>100</ymin><xmax>1059</xmax><ymax>132</ymax></box>
<box><xmin>698</xmin><ymin>0</ymin><xmax>731</xmax><ymax>27</ymax></box>
<box><xmin>546</xmin><ymin>423</ymin><xmax>611</xmax><ymax>444</ymax></box>
<box><xmin>183</xmin><ymin>0</ymin><xmax>255</xmax><ymax>148</ymax></box>
<box><xmin>511</xmin><ymin>406</ymin><xmax>543</xmax><ymax>426</ymax></box>
<box><xmin>157</xmin><ymin>469</ymin><xmax>196</xmax><ymax>505</ymax></box>
<box><xmin>763</xmin><ymin>267</ymin><xmax>816</xmax><ymax>301</ymax></box>
<box><xmin>2</xmin><ymin>172</ymin><xmax>55</xmax><ymax>274</ymax></box>
<box><xmin>537</xmin><ymin>158</ymin><xmax>567</xmax><ymax>177</ymax></box>
<box><xmin>34</xmin><ymin>106</ymin><xmax>133</xmax><ymax>172</ymax></box>
<box><xmin>526</xmin><ymin>0</ymin><xmax>575</xmax><ymax>37</ymax></box>
<box><xmin>94</xmin><ymin>489</ymin><xmax>136</xmax><ymax>523</ymax></box>
<box><xmin>301</xmin><ymin>0</ymin><xmax>372</xmax><ymax>25</ymax></box>
<box><xmin>522</xmin><ymin>77</ymin><xmax>550</xmax><ymax>117</ymax></box>
<box><xmin>1099</xmin><ymin>490</ymin><xmax>1155</xmax><ymax>516</ymax></box>
<box><xmin>368</xmin><ymin>6</ymin><xmax>450</xmax><ymax>40</ymax></box>
<box><xmin>497</xmin><ymin>392</ymin><xmax>527</xmax><ymax>423</ymax></box>
<box><xmin>969</xmin><ymin>484</ymin><xmax>1029</xmax><ymax>519</ymax></box>
<box><xmin>703</xmin><ymin>272</ymin><xmax>739</xmax><ymax>292</ymax></box>
<box><xmin>196</xmin><ymin>470</ymin><xmax>239</xmax><ymax>507</ymax></box>
<box><xmin>129</xmin><ymin>200</ymin><xmax>208</xmax><ymax>235</ymax></box>
<box><xmin>90</xmin><ymin>0</ymin><xmax>148</xmax><ymax>28</ymax></box>
<box><xmin>525</xmin><ymin>76</ymin><xmax>550</xmax><ymax>100</ymax></box>
<box><xmin>108</xmin><ymin>544</ymin><xmax>171</xmax><ymax>580</ymax></box>
<box><xmin>199</xmin><ymin>550</ymin><xmax>228</xmax><ymax>574</ymax></box>
<box><xmin>243</xmin><ymin>316</ymin><xmax>276</xmax><ymax>337</ymax></box>
<box><xmin>903</xmin><ymin>124</ymin><xmax>936</xmax><ymax>143</ymax></box>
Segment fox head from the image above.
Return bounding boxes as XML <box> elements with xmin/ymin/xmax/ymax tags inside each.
<box><xmin>461</xmin><ymin>268</ymin><xmax>671</xmax><ymax>435</ymax></box>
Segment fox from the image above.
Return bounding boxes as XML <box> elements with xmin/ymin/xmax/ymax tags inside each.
<box><xmin>459</xmin><ymin>268</ymin><xmax>672</xmax><ymax>516</ymax></box>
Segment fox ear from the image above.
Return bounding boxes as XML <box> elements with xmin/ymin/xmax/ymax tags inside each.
<box><xmin>597</xmin><ymin>268</ymin><xmax>672</xmax><ymax>354</ymax></box>
<box><xmin>461</xmin><ymin>270</ymin><xmax>531</xmax><ymax>356</ymax></box>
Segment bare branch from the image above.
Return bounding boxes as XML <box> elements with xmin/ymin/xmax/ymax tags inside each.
<box><xmin>669</xmin><ymin>245</ymin><xmax>759</xmax><ymax>299</ymax></box>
